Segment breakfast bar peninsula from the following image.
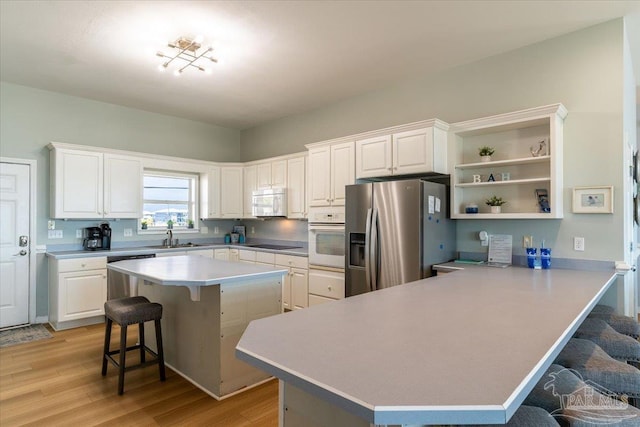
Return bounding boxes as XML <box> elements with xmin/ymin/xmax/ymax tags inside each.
<box><xmin>107</xmin><ymin>255</ymin><xmax>286</xmax><ymax>399</ymax></box>
<box><xmin>237</xmin><ymin>266</ymin><xmax>617</xmax><ymax>426</ymax></box>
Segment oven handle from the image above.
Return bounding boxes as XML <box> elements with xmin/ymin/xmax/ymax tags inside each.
<box><xmin>308</xmin><ymin>224</ymin><xmax>345</xmax><ymax>232</ymax></box>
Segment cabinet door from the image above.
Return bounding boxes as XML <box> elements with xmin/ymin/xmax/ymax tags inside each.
<box><xmin>291</xmin><ymin>268</ymin><xmax>308</xmax><ymax>310</ymax></box>
<box><xmin>201</xmin><ymin>167</ymin><xmax>221</xmax><ymax>218</ymax></box>
<box><xmin>271</xmin><ymin>160</ymin><xmax>287</xmax><ymax>188</ymax></box>
<box><xmin>308</xmin><ymin>146</ymin><xmax>331</xmax><ymax>207</ymax></box>
<box><xmin>220</xmin><ymin>167</ymin><xmax>243</xmax><ymax>218</ymax></box>
<box><xmin>104</xmin><ymin>154</ymin><xmax>142</xmax><ymax>218</ymax></box>
<box><xmin>282</xmin><ymin>269</ymin><xmax>292</xmax><ymax>311</ymax></box>
<box><xmin>355</xmin><ymin>135</ymin><xmax>392</xmax><ymax>179</ymax></box>
<box><xmin>214</xmin><ymin>248</ymin><xmax>230</xmax><ymax>260</ymax></box>
<box><xmin>330</xmin><ymin>141</ymin><xmax>355</xmax><ymax>206</ymax></box>
<box><xmin>243</xmin><ymin>165</ymin><xmax>257</xmax><ymax>218</ymax></box>
<box><xmin>256</xmin><ymin>163</ymin><xmax>272</xmax><ymax>189</ymax></box>
<box><xmin>58</xmin><ymin>269</ymin><xmax>107</xmax><ymax>321</ymax></box>
<box><xmin>393</xmin><ymin>128</ymin><xmax>434</xmax><ymax>175</ymax></box>
<box><xmin>51</xmin><ymin>149</ymin><xmax>103</xmax><ymax>218</ymax></box>
<box><xmin>187</xmin><ymin>249</ymin><xmax>214</xmax><ymax>258</ymax></box>
<box><xmin>287</xmin><ymin>156</ymin><xmax>306</xmax><ymax>219</ymax></box>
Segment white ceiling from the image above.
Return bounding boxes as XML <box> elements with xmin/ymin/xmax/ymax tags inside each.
<box><xmin>1</xmin><ymin>1</ymin><xmax>639</xmax><ymax>130</ymax></box>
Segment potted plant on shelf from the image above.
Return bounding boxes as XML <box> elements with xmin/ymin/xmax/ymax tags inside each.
<box><xmin>141</xmin><ymin>218</ymin><xmax>150</xmax><ymax>230</ymax></box>
<box><xmin>478</xmin><ymin>146</ymin><xmax>495</xmax><ymax>162</ymax></box>
<box><xmin>187</xmin><ymin>219</ymin><xmax>195</xmax><ymax>229</ymax></box>
<box><xmin>486</xmin><ymin>195</ymin><xmax>506</xmax><ymax>214</ymax></box>
<box><xmin>166</xmin><ymin>219</ymin><xmax>174</xmax><ymax>229</ymax></box>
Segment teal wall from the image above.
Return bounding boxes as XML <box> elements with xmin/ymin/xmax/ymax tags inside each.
<box><xmin>241</xmin><ymin>20</ymin><xmax>628</xmax><ymax>265</ymax></box>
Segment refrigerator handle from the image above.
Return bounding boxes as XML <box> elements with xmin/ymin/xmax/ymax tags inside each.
<box><xmin>370</xmin><ymin>207</ymin><xmax>379</xmax><ymax>291</ymax></box>
<box><xmin>365</xmin><ymin>208</ymin><xmax>372</xmax><ymax>293</ymax></box>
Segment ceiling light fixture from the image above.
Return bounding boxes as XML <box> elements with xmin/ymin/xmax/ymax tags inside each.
<box><xmin>156</xmin><ymin>36</ymin><xmax>217</xmax><ymax>76</ymax></box>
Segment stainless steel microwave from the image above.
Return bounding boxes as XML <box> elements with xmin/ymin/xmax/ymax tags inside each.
<box><xmin>252</xmin><ymin>188</ymin><xmax>287</xmax><ymax>217</ymax></box>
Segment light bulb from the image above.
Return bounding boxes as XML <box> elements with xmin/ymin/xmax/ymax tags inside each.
<box><xmin>173</xmin><ymin>69</ymin><xmax>181</xmax><ymax>76</ymax></box>
<box><xmin>194</xmin><ymin>35</ymin><xmax>204</xmax><ymax>44</ymax></box>
<box><xmin>156</xmin><ymin>51</ymin><xmax>165</xmax><ymax>58</ymax></box>
<box><xmin>157</xmin><ymin>64</ymin><xmax>166</xmax><ymax>72</ymax></box>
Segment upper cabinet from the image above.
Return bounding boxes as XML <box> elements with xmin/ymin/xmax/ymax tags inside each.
<box><xmin>243</xmin><ymin>165</ymin><xmax>257</xmax><ymax>218</ymax></box>
<box><xmin>355</xmin><ymin>121</ymin><xmax>448</xmax><ymax>179</ymax></box>
<box><xmin>450</xmin><ymin>104</ymin><xmax>567</xmax><ymax>219</ymax></box>
<box><xmin>49</xmin><ymin>144</ymin><xmax>141</xmax><ymax>219</ymax></box>
<box><xmin>287</xmin><ymin>155</ymin><xmax>307</xmax><ymax>219</ymax></box>
<box><xmin>256</xmin><ymin>159</ymin><xmax>287</xmax><ymax>189</ymax></box>
<box><xmin>201</xmin><ymin>166</ymin><xmax>243</xmax><ymax>219</ymax></box>
<box><xmin>307</xmin><ymin>141</ymin><xmax>355</xmax><ymax>207</ymax></box>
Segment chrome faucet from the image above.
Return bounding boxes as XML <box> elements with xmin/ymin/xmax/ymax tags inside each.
<box><xmin>166</xmin><ymin>229</ymin><xmax>173</xmax><ymax>247</ymax></box>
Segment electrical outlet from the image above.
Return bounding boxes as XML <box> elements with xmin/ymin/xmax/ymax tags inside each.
<box><xmin>251</xmin><ymin>226</ymin><xmax>255</xmax><ymax>234</ymax></box>
<box><xmin>214</xmin><ymin>226</ymin><xmax>219</xmax><ymax>234</ymax></box>
<box><xmin>76</xmin><ymin>229</ymin><xmax>82</xmax><ymax>238</ymax></box>
<box><xmin>574</xmin><ymin>237</ymin><xmax>585</xmax><ymax>251</ymax></box>
<box><xmin>48</xmin><ymin>220</ymin><xmax>55</xmax><ymax>230</ymax></box>
<box><xmin>48</xmin><ymin>230</ymin><xmax>63</xmax><ymax>239</ymax></box>
<box><xmin>523</xmin><ymin>235</ymin><xmax>533</xmax><ymax>248</ymax></box>
<box><xmin>124</xmin><ymin>228</ymin><xmax>133</xmax><ymax>237</ymax></box>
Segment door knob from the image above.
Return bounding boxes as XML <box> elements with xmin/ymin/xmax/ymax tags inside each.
<box><xmin>14</xmin><ymin>250</ymin><xmax>27</xmax><ymax>256</ymax></box>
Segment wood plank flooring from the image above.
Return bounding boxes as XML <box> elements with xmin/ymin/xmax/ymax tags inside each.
<box><xmin>0</xmin><ymin>323</ymin><xmax>279</xmax><ymax>426</ymax></box>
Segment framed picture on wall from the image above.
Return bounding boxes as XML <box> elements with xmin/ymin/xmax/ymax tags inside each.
<box><xmin>572</xmin><ymin>186</ymin><xmax>614</xmax><ymax>214</ymax></box>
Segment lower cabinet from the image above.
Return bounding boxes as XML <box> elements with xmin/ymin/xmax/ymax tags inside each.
<box><xmin>214</xmin><ymin>248</ymin><xmax>230</xmax><ymax>260</ymax></box>
<box><xmin>49</xmin><ymin>256</ymin><xmax>107</xmax><ymax>331</ymax></box>
<box><xmin>308</xmin><ymin>268</ymin><xmax>345</xmax><ymax>306</ymax></box>
<box><xmin>275</xmin><ymin>254</ymin><xmax>309</xmax><ymax>311</ymax></box>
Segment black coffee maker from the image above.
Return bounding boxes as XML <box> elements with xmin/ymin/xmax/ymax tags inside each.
<box><xmin>83</xmin><ymin>223</ymin><xmax>111</xmax><ymax>250</ymax></box>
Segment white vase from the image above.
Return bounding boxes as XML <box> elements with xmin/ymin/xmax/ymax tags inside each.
<box><xmin>480</xmin><ymin>155</ymin><xmax>491</xmax><ymax>163</ymax></box>
<box><xmin>490</xmin><ymin>206</ymin><xmax>501</xmax><ymax>214</ymax></box>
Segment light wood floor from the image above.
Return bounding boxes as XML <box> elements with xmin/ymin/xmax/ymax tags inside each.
<box><xmin>0</xmin><ymin>323</ymin><xmax>279</xmax><ymax>426</ymax></box>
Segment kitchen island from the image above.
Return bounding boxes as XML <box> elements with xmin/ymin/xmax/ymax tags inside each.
<box><xmin>236</xmin><ymin>266</ymin><xmax>617</xmax><ymax>426</ymax></box>
<box><xmin>108</xmin><ymin>255</ymin><xmax>287</xmax><ymax>399</ymax></box>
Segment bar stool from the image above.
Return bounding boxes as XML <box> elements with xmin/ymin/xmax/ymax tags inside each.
<box><xmin>101</xmin><ymin>296</ymin><xmax>166</xmax><ymax>395</ymax></box>
<box><xmin>574</xmin><ymin>318</ymin><xmax>640</xmax><ymax>363</ymax></box>
<box><xmin>554</xmin><ymin>338</ymin><xmax>640</xmax><ymax>406</ymax></box>
<box><xmin>589</xmin><ymin>304</ymin><xmax>640</xmax><ymax>339</ymax></box>
<box><xmin>524</xmin><ymin>363</ymin><xmax>640</xmax><ymax>426</ymax></box>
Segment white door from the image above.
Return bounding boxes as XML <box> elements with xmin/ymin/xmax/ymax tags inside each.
<box><xmin>0</xmin><ymin>163</ymin><xmax>31</xmax><ymax>328</ymax></box>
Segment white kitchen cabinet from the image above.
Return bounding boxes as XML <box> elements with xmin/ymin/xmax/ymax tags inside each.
<box><xmin>275</xmin><ymin>254</ymin><xmax>309</xmax><ymax>311</ymax></box>
<box><xmin>188</xmin><ymin>249</ymin><xmax>214</xmax><ymax>258</ymax></box>
<box><xmin>355</xmin><ymin>124</ymin><xmax>448</xmax><ymax>179</ymax></box>
<box><xmin>220</xmin><ymin>167</ymin><xmax>243</xmax><ymax>218</ymax></box>
<box><xmin>256</xmin><ymin>159</ymin><xmax>287</xmax><ymax>189</ymax></box>
<box><xmin>450</xmin><ymin>104</ymin><xmax>567</xmax><ymax>219</ymax></box>
<box><xmin>308</xmin><ymin>268</ymin><xmax>344</xmax><ymax>305</ymax></box>
<box><xmin>239</xmin><ymin>249</ymin><xmax>257</xmax><ymax>264</ymax></box>
<box><xmin>256</xmin><ymin>251</ymin><xmax>276</xmax><ymax>266</ymax></box>
<box><xmin>49</xmin><ymin>144</ymin><xmax>142</xmax><ymax>219</ymax></box>
<box><xmin>214</xmin><ymin>248</ymin><xmax>230</xmax><ymax>261</ymax></box>
<box><xmin>243</xmin><ymin>165</ymin><xmax>257</xmax><ymax>218</ymax></box>
<box><xmin>155</xmin><ymin>250</ymin><xmax>187</xmax><ymax>257</ymax></box>
<box><xmin>287</xmin><ymin>155</ymin><xmax>307</xmax><ymax>219</ymax></box>
<box><xmin>308</xmin><ymin>141</ymin><xmax>354</xmax><ymax>208</ymax></box>
<box><xmin>48</xmin><ymin>257</ymin><xmax>107</xmax><ymax>331</ymax></box>
<box><xmin>201</xmin><ymin>166</ymin><xmax>243</xmax><ymax>219</ymax></box>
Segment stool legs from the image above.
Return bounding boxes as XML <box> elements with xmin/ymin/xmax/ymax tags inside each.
<box><xmin>118</xmin><ymin>325</ymin><xmax>127</xmax><ymax>395</ymax></box>
<box><xmin>155</xmin><ymin>319</ymin><xmax>166</xmax><ymax>381</ymax></box>
<box><xmin>101</xmin><ymin>318</ymin><xmax>113</xmax><ymax>376</ymax></box>
<box><xmin>138</xmin><ymin>322</ymin><xmax>145</xmax><ymax>363</ymax></box>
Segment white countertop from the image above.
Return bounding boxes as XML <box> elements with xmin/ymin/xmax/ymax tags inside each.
<box><xmin>107</xmin><ymin>255</ymin><xmax>287</xmax><ymax>287</ymax></box>
<box><xmin>236</xmin><ymin>266</ymin><xmax>617</xmax><ymax>425</ymax></box>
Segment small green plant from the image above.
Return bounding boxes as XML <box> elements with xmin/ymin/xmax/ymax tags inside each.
<box><xmin>141</xmin><ymin>218</ymin><xmax>151</xmax><ymax>229</ymax></box>
<box><xmin>486</xmin><ymin>196</ymin><xmax>506</xmax><ymax>206</ymax></box>
<box><xmin>479</xmin><ymin>146</ymin><xmax>495</xmax><ymax>156</ymax></box>
<box><xmin>187</xmin><ymin>219</ymin><xmax>194</xmax><ymax>228</ymax></box>
<box><xmin>166</xmin><ymin>219</ymin><xmax>174</xmax><ymax>229</ymax></box>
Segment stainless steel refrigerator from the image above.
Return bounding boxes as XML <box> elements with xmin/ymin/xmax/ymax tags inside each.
<box><xmin>345</xmin><ymin>179</ymin><xmax>455</xmax><ymax>297</ymax></box>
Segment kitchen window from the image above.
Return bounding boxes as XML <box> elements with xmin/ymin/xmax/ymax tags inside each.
<box><xmin>141</xmin><ymin>170</ymin><xmax>198</xmax><ymax>231</ymax></box>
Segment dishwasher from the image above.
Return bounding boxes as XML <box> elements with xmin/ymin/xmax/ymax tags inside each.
<box><xmin>107</xmin><ymin>253</ymin><xmax>156</xmax><ymax>299</ymax></box>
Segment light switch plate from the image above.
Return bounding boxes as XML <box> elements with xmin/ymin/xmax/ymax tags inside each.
<box><xmin>573</xmin><ymin>237</ymin><xmax>585</xmax><ymax>251</ymax></box>
<box><xmin>124</xmin><ymin>228</ymin><xmax>133</xmax><ymax>237</ymax></box>
<box><xmin>523</xmin><ymin>235</ymin><xmax>533</xmax><ymax>248</ymax></box>
<box><xmin>76</xmin><ymin>229</ymin><xmax>82</xmax><ymax>238</ymax></box>
<box><xmin>47</xmin><ymin>220</ymin><xmax>55</xmax><ymax>230</ymax></box>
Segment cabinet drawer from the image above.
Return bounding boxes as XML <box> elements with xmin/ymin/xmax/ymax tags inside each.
<box><xmin>239</xmin><ymin>250</ymin><xmax>257</xmax><ymax>262</ymax></box>
<box><xmin>255</xmin><ymin>251</ymin><xmax>276</xmax><ymax>265</ymax></box>
<box><xmin>309</xmin><ymin>269</ymin><xmax>344</xmax><ymax>299</ymax></box>
<box><xmin>57</xmin><ymin>257</ymin><xmax>107</xmax><ymax>273</ymax></box>
<box><xmin>275</xmin><ymin>254</ymin><xmax>308</xmax><ymax>269</ymax></box>
<box><xmin>309</xmin><ymin>294</ymin><xmax>336</xmax><ymax>306</ymax></box>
